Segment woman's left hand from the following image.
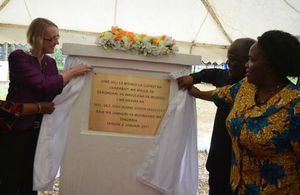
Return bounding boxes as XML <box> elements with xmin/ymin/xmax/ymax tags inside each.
<box><xmin>69</xmin><ymin>64</ymin><xmax>93</xmax><ymax>77</ymax></box>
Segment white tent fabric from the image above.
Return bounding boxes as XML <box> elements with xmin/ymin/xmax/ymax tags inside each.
<box><xmin>1</xmin><ymin>0</ymin><xmax>300</xmax><ymax>62</ymax></box>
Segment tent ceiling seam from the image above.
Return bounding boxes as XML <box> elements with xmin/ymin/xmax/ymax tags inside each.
<box><xmin>23</xmin><ymin>0</ymin><xmax>32</xmax><ymax>20</ymax></box>
<box><xmin>200</xmin><ymin>0</ymin><xmax>232</xmax><ymax>43</ymax></box>
<box><xmin>192</xmin><ymin>11</ymin><xmax>209</xmax><ymax>42</ymax></box>
<box><xmin>0</xmin><ymin>0</ymin><xmax>10</xmax><ymax>12</ymax></box>
<box><xmin>190</xmin><ymin>11</ymin><xmax>209</xmax><ymax>54</ymax></box>
<box><xmin>283</xmin><ymin>0</ymin><xmax>300</xmax><ymax>14</ymax></box>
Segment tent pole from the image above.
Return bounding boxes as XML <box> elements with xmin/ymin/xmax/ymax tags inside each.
<box><xmin>113</xmin><ymin>0</ymin><xmax>118</xmax><ymax>26</ymax></box>
<box><xmin>189</xmin><ymin>41</ymin><xmax>196</xmax><ymax>55</ymax></box>
<box><xmin>0</xmin><ymin>0</ymin><xmax>10</xmax><ymax>12</ymax></box>
<box><xmin>23</xmin><ymin>0</ymin><xmax>32</xmax><ymax>20</ymax></box>
<box><xmin>200</xmin><ymin>0</ymin><xmax>232</xmax><ymax>43</ymax></box>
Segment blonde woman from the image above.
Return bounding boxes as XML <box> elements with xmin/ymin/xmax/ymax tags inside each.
<box><xmin>1</xmin><ymin>18</ymin><xmax>92</xmax><ymax>194</ymax></box>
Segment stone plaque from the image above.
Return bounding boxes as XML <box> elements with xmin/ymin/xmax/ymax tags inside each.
<box><xmin>89</xmin><ymin>72</ymin><xmax>170</xmax><ymax>135</ymax></box>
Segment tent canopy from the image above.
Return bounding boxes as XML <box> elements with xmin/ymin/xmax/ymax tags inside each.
<box><xmin>1</xmin><ymin>0</ymin><xmax>299</xmax><ymax>63</ymax></box>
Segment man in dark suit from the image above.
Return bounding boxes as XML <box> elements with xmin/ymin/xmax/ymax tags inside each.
<box><xmin>177</xmin><ymin>38</ymin><xmax>255</xmax><ymax>195</ymax></box>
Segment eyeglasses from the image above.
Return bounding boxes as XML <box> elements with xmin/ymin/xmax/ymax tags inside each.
<box><xmin>44</xmin><ymin>35</ymin><xmax>60</xmax><ymax>43</ymax></box>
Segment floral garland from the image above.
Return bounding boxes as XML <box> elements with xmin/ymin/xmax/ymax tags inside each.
<box><xmin>95</xmin><ymin>26</ymin><xmax>178</xmax><ymax>56</ymax></box>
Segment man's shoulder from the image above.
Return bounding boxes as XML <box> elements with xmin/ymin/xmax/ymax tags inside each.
<box><xmin>200</xmin><ymin>68</ymin><xmax>228</xmax><ymax>73</ymax></box>
<box><xmin>192</xmin><ymin>68</ymin><xmax>229</xmax><ymax>77</ymax></box>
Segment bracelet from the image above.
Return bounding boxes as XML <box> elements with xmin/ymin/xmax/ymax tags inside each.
<box><xmin>36</xmin><ymin>103</ymin><xmax>42</xmax><ymax>113</ymax></box>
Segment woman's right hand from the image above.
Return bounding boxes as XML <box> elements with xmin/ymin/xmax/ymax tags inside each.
<box><xmin>39</xmin><ymin>102</ymin><xmax>55</xmax><ymax>114</ymax></box>
<box><xmin>188</xmin><ymin>86</ymin><xmax>214</xmax><ymax>101</ymax></box>
<box><xmin>62</xmin><ymin>64</ymin><xmax>93</xmax><ymax>85</ymax></box>
<box><xmin>188</xmin><ymin>86</ymin><xmax>201</xmax><ymax>97</ymax></box>
<box><xmin>69</xmin><ymin>64</ymin><xmax>93</xmax><ymax>77</ymax></box>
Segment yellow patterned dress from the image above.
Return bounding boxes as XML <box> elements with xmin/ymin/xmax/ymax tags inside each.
<box><xmin>212</xmin><ymin>78</ymin><xmax>300</xmax><ymax>195</ymax></box>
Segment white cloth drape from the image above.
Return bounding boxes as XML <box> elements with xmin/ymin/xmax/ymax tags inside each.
<box><xmin>33</xmin><ymin>56</ymin><xmax>87</xmax><ymax>191</ymax></box>
<box><xmin>137</xmin><ymin>70</ymin><xmax>198</xmax><ymax>195</ymax></box>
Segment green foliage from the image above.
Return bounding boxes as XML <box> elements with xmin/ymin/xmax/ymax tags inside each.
<box><xmin>288</xmin><ymin>76</ymin><xmax>298</xmax><ymax>85</ymax></box>
<box><xmin>0</xmin><ymin>83</ymin><xmax>9</xmax><ymax>100</ymax></box>
<box><xmin>49</xmin><ymin>48</ymin><xmax>66</xmax><ymax>70</ymax></box>
<box><xmin>12</xmin><ymin>44</ymin><xmax>66</xmax><ymax>70</ymax></box>
<box><xmin>15</xmin><ymin>44</ymin><xmax>31</xmax><ymax>51</ymax></box>
<box><xmin>0</xmin><ymin>45</ymin><xmax>65</xmax><ymax>98</ymax></box>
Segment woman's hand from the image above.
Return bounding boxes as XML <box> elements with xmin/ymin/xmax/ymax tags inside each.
<box><xmin>188</xmin><ymin>86</ymin><xmax>201</xmax><ymax>97</ymax></box>
<box><xmin>188</xmin><ymin>86</ymin><xmax>214</xmax><ymax>101</ymax></box>
<box><xmin>69</xmin><ymin>64</ymin><xmax>93</xmax><ymax>77</ymax></box>
<box><xmin>39</xmin><ymin>102</ymin><xmax>55</xmax><ymax>114</ymax></box>
<box><xmin>21</xmin><ymin>102</ymin><xmax>55</xmax><ymax>115</ymax></box>
<box><xmin>62</xmin><ymin>64</ymin><xmax>93</xmax><ymax>85</ymax></box>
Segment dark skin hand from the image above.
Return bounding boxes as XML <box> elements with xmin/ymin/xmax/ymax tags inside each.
<box><xmin>188</xmin><ymin>86</ymin><xmax>213</xmax><ymax>101</ymax></box>
<box><xmin>177</xmin><ymin>75</ymin><xmax>194</xmax><ymax>90</ymax></box>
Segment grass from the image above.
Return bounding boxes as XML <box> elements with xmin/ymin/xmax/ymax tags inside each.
<box><xmin>194</xmin><ymin>84</ymin><xmax>216</xmax><ymax>151</ymax></box>
<box><xmin>288</xmin><ymin>76</ymin><xmax>298</xmax><ymax>85</ymax></box>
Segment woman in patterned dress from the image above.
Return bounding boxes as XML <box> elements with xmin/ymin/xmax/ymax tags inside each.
<box><xmin>188</xmin><ymin>30</ymin><xmax>300</xmax><ymax>194</ymax></box>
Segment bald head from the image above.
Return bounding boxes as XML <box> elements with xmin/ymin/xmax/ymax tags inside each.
<box><xmin>227</xmin><ymin>38</ymin><xmax>256</xmax><ymax>81</ymax></box>
<box><xmin>230</xmin><ymin>38</ymin><xmax>256</xmax><ymax>58</ymax></box>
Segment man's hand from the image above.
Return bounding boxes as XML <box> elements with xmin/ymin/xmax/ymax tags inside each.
<box><xmin>177</xmin><ymin>75</ymin><xmax>193</xmax><ymax>90</ymax></box>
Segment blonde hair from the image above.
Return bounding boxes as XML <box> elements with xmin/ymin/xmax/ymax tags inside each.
<box><xmin>27</xmin><ymin>18</ymin><xmax>58</xmax><ymax>54</ymax></box>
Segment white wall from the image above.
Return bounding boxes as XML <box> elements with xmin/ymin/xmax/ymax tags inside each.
<box><xmin>0</xmin><ymin>61</ymin><xmax>9</xmax><ymax>82</ymax></box>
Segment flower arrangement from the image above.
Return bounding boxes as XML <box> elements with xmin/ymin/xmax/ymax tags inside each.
<box><xmin>95</xmin><ymin>26</ymin><xmax>178</xmax><ymax>56</ymax></box>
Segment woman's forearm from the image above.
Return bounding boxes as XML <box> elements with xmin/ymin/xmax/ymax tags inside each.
<box><xmin>21</xmin><ymin>102</ymin><xmax>55</xmax><ymax>116</ymax></box>
<box><xmin>188</xmin><ymin>86</ymin><xmax>213</xmax><ymax>101</ymax></box>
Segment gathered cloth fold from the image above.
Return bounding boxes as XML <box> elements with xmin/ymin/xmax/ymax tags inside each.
<box><xmin>137</xmin><ymin>70</ymin><xmax>198</xmax><ymax>195</ymax></box>
<box><xmin>33</xmin><ymin>56</ymin><xmax>87</xmax><ymax>191</ymax></box>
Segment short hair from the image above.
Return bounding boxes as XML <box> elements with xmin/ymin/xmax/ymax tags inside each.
<box><xmin>27</xmin><ymin>18</ymin><xmax>58</xmax><ymax>53</ymax></box>
<box><xmin>239</xmin><ymin>38</ymin><xmax>256</xmax><ymax>57</ymax></box>
<box><xmin>257</xmin><ymin>30</ymin><xmax>300</xmax><ymax>77</ymax></box>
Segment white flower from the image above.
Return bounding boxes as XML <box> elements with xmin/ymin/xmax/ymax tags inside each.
<box><xmin>96</xmin><ymin>27</ymin><xmax>178</xmax><ymax>56</ymax></box>
<box><xmin>152</xmin><ymin>47</ymin><xmax>161</xmax><ymax>56</ymax></box>
<box><xmin>103</xmin><ymin>32</ymin><xmax>114</xmax><ymax>39</ymax></box>
<box><xmin>121</xmin><ymin>36</ymin><xmax>129</xmax><ymax>43</ymax></box>
<box><xmin>164</xmin><ymin>36</ymin><xmax>173</xmax><ymax>45</ymax></box>
<box><xmin>113</xmin><ymin>41</ymin><xmax>122</xmax><ymax>50</ymax></box>
<box><xmin>158</xmin><ymin>40</ymin><xmax>165</xmax><ymax>47</ymax></box>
